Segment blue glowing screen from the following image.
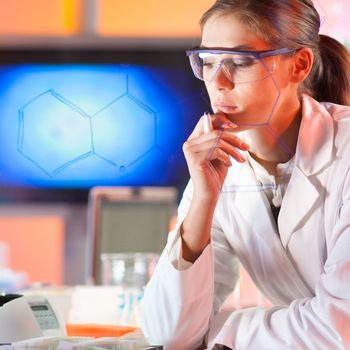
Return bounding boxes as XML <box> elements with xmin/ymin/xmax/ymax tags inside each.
<box><xmin>0</xmin><ymin>62</ymin><xmax>208</xmax><ymax>190</ymax></box>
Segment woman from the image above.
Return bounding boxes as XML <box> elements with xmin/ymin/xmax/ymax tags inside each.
<box><xmin>140</xmin><ymin>0</ymin><xmax>350</xmax><ymax>349</ymax></box>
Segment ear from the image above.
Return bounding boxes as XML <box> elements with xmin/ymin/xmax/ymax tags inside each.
<box><xmin>290</xmin><ymin>48</ymin><xmax>314</xmax><ymax>83</ymax></box>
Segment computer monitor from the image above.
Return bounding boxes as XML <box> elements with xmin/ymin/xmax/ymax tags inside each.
<box><xmin>85</xmin><ymin>186</ymin><xmax>178</xmax><ymax>284</ymax></box>
<box><xmin>0</xmin><ymin>48</ymin><xmax>210</xmax><ymax>202</ymax></box>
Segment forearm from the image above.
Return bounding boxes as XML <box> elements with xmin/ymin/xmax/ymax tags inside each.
<box><xmin>208</xmin><ymin>296</ymin><xmax>348</xmax><ymax>350</ymax></box>
<box><xmin>181</xmin><ymin>194</ymin><xmax>218</xmax><ymax>262</ymax></box>
<box><xmin>180</xmin><ymin>112</ymin><xmax>247</xmax><ymax>262</ymax></box>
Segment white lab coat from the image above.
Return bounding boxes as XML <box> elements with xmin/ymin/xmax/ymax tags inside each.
<box><xmin>140</xmin><ymin>95</ymin><xmax>350</xmax><ymax>350</ymax></box>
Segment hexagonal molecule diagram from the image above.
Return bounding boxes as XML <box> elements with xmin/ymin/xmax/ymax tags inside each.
<box><xmin>18</xmin><ymin>90</ymin><xmax>93</xmax><ymax>177</ymax></box>
<box><xmin>91</xmin><ymin>92</ymin><xmax>156</xmax><ymax>172</ymax></box>
<box><xmin>17</xmin><ymin>74</ymin><xmax>158</xmax><ymax>178</ymax></box>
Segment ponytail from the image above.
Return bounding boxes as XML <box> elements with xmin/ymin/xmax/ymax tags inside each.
<box><xmin>306</xmin><ymin>35</ymin><xmax>350</xmax><ymax>106</ymax></box>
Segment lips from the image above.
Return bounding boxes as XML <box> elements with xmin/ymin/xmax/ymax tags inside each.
<box><xmin>214</xmin><ymin>102</ymin><xmax>238</xmax><ymax>114</ymax></box>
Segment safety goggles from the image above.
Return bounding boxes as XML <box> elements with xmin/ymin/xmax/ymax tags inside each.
<box><xmin>186</xmin><ymin>47</ymin><xmax>295</xmax><ymax>84</ymax></box>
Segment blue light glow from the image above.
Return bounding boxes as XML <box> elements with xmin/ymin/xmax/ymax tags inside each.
<box><xmin>0</xmin><ymin>64</ymin><xmax>208</xmax><ymax>188</ymax></box>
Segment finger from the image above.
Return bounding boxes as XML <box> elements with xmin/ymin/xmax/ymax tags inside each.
<box><xmin>188</xmin><ymin>144</ymin><xmax>232</xmax><ymax>167</ymax></box>
<box><xmin>209</xmin><ymin>148</ymin><xmax>232</xmax><ymax>167</ymax></box>
<box><xmin>184</xmin><ymin>137</ymin><xmax>246</xmax><ymax>164</ymax></box>
<box><xmin>220</xmin><ymin>132</ymin><xmax>250</xmax><ymax>151</ymax></box>
<box><xmin>213</xmin><ymin>138</ymin><xmax>247</xmax><ymax>163</ymax></box>
<box><xmin>188</xmin><ymin>129</ymin><xmax>249</xmax><ymax>151</ymax></box>
<box><xmin>188</xmin><ymin>112</ymin><xmax>238</xmax><ymax>141</ymax></box>
<box><xmin>211</xmin><ymin>113</ymin><xmax>237</xmax><ymax>130</ymax></box>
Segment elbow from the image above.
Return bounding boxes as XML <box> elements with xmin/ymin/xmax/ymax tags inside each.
<box><xmin>141</xmin><ymin>329</ymin><xmax>205</xmax><ymax>350</ymax></box>
<box><xmin>140</xmin><ymin>310</ymin><xmax>187</xmax><ymax>349</ymax></box>
<box><xmin>140</xmin><ymin>307</ymin><xmax>207</xmax><ymax>350</ymax></box>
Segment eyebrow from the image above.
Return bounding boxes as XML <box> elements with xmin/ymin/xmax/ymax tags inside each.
<box><xmin>199</xmin><ymin>44</ymin><xmax>256</xmax><ymax>50</ymax></box>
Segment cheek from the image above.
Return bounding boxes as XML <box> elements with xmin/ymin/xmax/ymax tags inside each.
<box><xmin>236</xmin><ymin>83</ymin><xmax>278</xmax><ymax>123</ymax></box>
<box><xmin>241</xmin><ymin>79</ymin><xmax>279</xmax><ymax>105</ymax></box>
<box><xmin>205</xmin><ymin>86</ymin><xmax>216</xmax><ymax>108</ymax></box>
<box><xmin>207</xmin><ymin>77</ymin><xmax>283</xmax><ymax>126</ymax></box>
<box><xmin>241</xmin><ymin>77</ymin><xmax>280</xmax><ymax>118</ymax></box>
<box><xmin>219</xmin><ymin>77</ymin><xmax>280</xmax><ymax>126</ymax></box>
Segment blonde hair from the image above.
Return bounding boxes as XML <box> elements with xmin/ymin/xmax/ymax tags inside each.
<box><xmin>200</xmin><ymin>0</ymin><xmax>350</xmax><ymax>105</ymax></box>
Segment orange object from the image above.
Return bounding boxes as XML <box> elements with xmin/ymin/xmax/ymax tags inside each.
<box><xmin>0</xmin><ymin>216</ymin><xmax>64</xmax><ymax>285</ymax></box>
<box><xmin>0</xmin><ymin>0</ymin><xmax>82</xmax><ymax>36</ymax></box>
<box><xmin>66</xmin><ymin>324</ymin><xmax>137</xmax><ymax>337</ymax></box>
<box><xmin>97</xmin><ymin>0</ymin><xmax>214</xmax><ymax>37</ymax></box>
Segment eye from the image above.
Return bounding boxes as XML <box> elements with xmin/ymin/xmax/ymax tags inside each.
<box><xmin>230</xmin><ymin>56</ymin><xmax>257</xmax><ymax>68</ymax></box>
<box><xmin>202</xmin><ymin>59</ymin><xmax>217</xmax><ymax>70</ymax></box>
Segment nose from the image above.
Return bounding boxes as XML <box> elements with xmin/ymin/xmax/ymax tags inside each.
<box><xmin>210</xmin><ymin>65</ymin><xmax>235</xmax><ymax>91</ymax></box>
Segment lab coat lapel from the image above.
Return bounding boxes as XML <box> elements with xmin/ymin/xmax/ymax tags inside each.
<box><xmin>278</xmin><ymin>166</ymin><xmax>319</xmax><ymax>247</ymax></box>
<box><xmin>278</xmin><ymin>95</ymin><xmax>334</xmax><ymax>247</ymax></box>
<box><xmin>223</xmin><ymin>160</ymin><xmax>277</xmax><ymax>235</ymax></box>
<box><xmin>225</xmin><ymin>161</ymin><xmax>313</xmax><ymax>300</ymax></box>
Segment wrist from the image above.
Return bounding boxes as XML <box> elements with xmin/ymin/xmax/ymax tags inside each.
<box><xmin>191</xmin><ymin>189</ymin><xmax>220</xmax><ymax>207</ymax></box>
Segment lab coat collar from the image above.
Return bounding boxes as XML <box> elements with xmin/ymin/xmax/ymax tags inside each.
<box><xmin>278</xmin><ymin>94</ymin><xmax>334</xmax><ymax>247</ymax></box>
<box><xmin>224</xmin><ymin>162</ymin><xmax>313</xmax><ymax>301</ymax></box>
<box><xmin>295</xmin><ymin>94</ymin><xmax>334</xmax><ymax>176</ymax></box>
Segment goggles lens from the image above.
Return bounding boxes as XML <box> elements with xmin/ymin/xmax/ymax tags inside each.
<box><xmin>187</xmin><ymin>48</ymin><xmax>293</xmax><ymax>84</ymax></box>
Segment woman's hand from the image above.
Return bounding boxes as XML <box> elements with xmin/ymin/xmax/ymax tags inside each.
<box><xmin>180</xmin><ymin>113</ymin><xmax>250</xmax><ymax>262</ymax></box>
<box><xmin>183</xmin><ymin>112</ymin><xmax>250</xmax><ymax>201</ymax></box>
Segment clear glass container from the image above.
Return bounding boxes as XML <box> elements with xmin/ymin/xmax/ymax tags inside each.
<box><xmin>100</xmin><ymin>253</ymin><xmax>159</xmax><ymax>325</ymax></box>
<box><xmin>100</xmin><ymin>253</ymin><xmax>159</xmax><ymax>288</ymax></box>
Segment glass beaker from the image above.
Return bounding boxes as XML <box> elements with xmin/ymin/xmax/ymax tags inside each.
<box><xmin>100</xmin><ymin>253</ymin><xmax>159</xmax><ymax>288</ymax></box>
<box><xmin>100</xmin><ymin>253</ymin><xmax>159</xmax><ymax>326</ymax></box>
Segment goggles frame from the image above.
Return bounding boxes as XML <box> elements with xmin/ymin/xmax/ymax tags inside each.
<box><xmin>186</xmin><ymin>47</ymin><xmax>296</xmax><ymax>84</ymax></box>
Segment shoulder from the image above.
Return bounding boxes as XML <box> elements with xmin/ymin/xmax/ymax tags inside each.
<box><xmin>316</xmin><ymin>100</ymin><xmax>350</xmax><ymax>187</ymax></box>
<box><xmin>322</xmin><ymin>100</ymin><xmax>350</xmax><ymax>152</ymax></box>
<box><xmin>323</xmin><ymin>102</ymin><xmax>350</xmax><ymax>157</ymax></box>
<box><xmin>302</xmin><ymin>95</ymin><xmax>350</xmax><ymax>152</ymax></box>
<box><xmin>320</xmin><ymin>101</ymin><xmax>350</xmax><ymax>123</ymax></box>
<box><xmin>302</xmin><ymin>94</ymin><xmax>350</xmax><ymax>121</ymax></box>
